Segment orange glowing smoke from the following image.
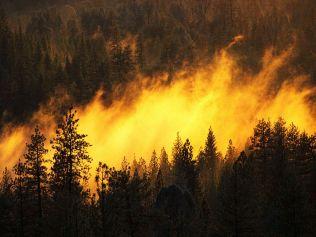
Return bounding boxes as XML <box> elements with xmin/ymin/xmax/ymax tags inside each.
<box><xmin>0</xmin><ymin>47</ymin><xmax>315</xmax><ymax>175</ymax></box>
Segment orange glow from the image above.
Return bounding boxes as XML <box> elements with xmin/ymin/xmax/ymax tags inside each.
<box><xmin>0</xmin><ymin>46</ymin><xmax>315</xmax><ymax>176</ymax></box>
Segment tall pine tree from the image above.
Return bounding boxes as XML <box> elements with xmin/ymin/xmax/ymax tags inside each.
<box><xmin>23</xmin><ymin>126</ymin><xmax>48</xmax><ymax>237</ymax></box>
<box><xmin>50</xmin><ymin>108</ymin><xmax>92</xmax><ymax>237</ymax></box>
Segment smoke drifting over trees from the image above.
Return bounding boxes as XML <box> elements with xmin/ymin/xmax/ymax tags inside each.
<box><xmin>0</xmin><ymin>0</ymin><xmax>315</xmax><ymax>125</ymax></box>
<box><xmin>1</xmin><ymin>111</ymin><xmax>316</xmax><ymax>236</ymax></box>
<box><xmin>0</xmin><ymin>0</ymin><xmax>315</xmax><ymax>236</ymax></box>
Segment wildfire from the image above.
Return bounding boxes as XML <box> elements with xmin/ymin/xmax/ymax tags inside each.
<box><xmin>0</xmin><ymin>46</ymin><xmax>315</xmax><ymax>175</ymax></box>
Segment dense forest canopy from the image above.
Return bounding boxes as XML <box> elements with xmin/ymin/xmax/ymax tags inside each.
<box><xmin>0</xmin><ymin>0</ymin><xmax>315</xmax><ymax>236</ymax></box>
<box><xmin>0</xmin><ymin>0</ymin><xmax>315</xmax><ymax>125</ymax></box>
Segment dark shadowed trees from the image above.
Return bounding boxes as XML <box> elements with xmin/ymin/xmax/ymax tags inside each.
<box><xmin>23</xmin><ymin>126</ymin><xmax>48</xmax><ymax>237</ymax></box>
<box><xmin>50</xmin><ymin>108</ymin><xmax>92</xmax><ymax>237</ymax></box>
<box><xmin>159</xmin><ymin>147</ymin><xmax>171</xmax><ymax>187</ymax></box>
<box><xmin>216</xmin><ymin>152</ymin><xmax>258</xmax><ymax>236</ymax></box>
<box><xmin>13</xmin><ymin>159</ymin><xmax>27</xmax><ymax>237</ymax></box>
<box><xmin>0</xmin><ymin>168</ymin><xmax>15</xmax><ymax>236</ymax></box>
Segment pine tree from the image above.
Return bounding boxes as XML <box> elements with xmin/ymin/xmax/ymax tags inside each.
<box><xmin>155</xmin><ymin>169</ymin><xmax>163</xmax><ymax>198</ymax></box>
<box><xmin>173</xmin><ymin>138</ymin><xmax>198</xmax><ymax>195</ymax></box>
<box><xmin>0</xmin><ymin>168</ymin><xmax>15</xmax><ymax>236</ymax></box>
<box><xmin>216</xmin><ymin>152</ymin><xmax>258</xmax><ymax>236</ymax></box>
<box><xmin>159</xmin><ymin>147</ymin><xmax>171</xmax><ymax>186</ymax></box>
<box><xmin>131</xmin><ymin>156</ymin><xmax>138</xmax><ymax>176</ymax></box>
<box><xmin>271</xmin><ymin>118</ymin><xmax>287</xmax><ymax>177</ymax></box>
<box><xmin>51</xmin><ymin>108</ymin><xmax>92</xmax><ymax>192</ymax></box>
<box><xmin>138</xmin><ymin>157</ymin><xmax>147</xmax><ymax>177</ymax></box>
<box><xmin>13</xmin><ymin>159</ymin><xmax>27</xmax><ymax>237</ymax></box>
<box><xmin>286</xmin><ymin>129</ymin><xmax>314</xmax><ymax>235</ymax></box>
<box><xmin>105</xmin><ymin>167</ymin><xmax>150</xmax><ymax>236</ymax></box>
<box><xmin>50</xmin><ymin>107</ymin><xmax>92</xmax><ymax>236</ymax></box>
<box><xmin>249</xmin><ymin>119</ymin><xmax>272</xmax><ymax>204</ymax></box>
<box><xmin>172</xmin><ymin>132</ymin><xmax>183</xmax><ymax>178</ymax></box>
<box><xmin>198</xmin><ymin>127</ymin><xmax>218</xmax><ymax>200</ymax></box>
<box><xmin>149</xmin><ymin>150</ymin><xmax>159</xmax><ymax>184</ymax></box>
<box><xmin>250</xmin><ymin>119</ymin><xmax>272</xmax><ymax>152</ymax></box>
<box><xmin>225</xmin><ymin>139</ymin><xmax>237</xmax><ymax>162</ymax></box>
<box><xmin>23</xmin><ymin>126</ymin><xmax>48</xmax><ymax>237</ymax></box>
<box><xmin>172</xmin><ymin>133</ymin><xmax>183</xmax><ymax>184</ymax></box>
<box><xmin>264</xmin><ymin>118</ymin><xmax>288</xmax><ymax>235</ymax></box>
<box><xmin>95</xmin><ymin>162</ymin><xmax>110</xmax><ymax>237</ymax></box>
<box><xmin>204</xmin><ymin>127</ymin><xmax>218</xmax><ymax>175</ymax></box>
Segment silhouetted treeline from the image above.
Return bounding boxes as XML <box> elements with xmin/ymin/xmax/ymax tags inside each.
<box><xmin>1</xmin><ymin>0</ymin><xmax>316</xmax><ymax>126</ymax></box>
<box><xmin>0</xmin><ymin>109</ymin><xmax>315</xmax><ymax>236</ymax></box>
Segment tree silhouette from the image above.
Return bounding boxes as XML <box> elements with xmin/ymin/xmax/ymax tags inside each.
<box><xmin>216</xmin><ymin>152</ymin><xmax>258</xmax><ymax>236</ymax></box>
<box><xmin>13</xmin><ymin>159</ymin><xmax>27</xmax><ymax>237</ymax></box>
<box><xmin>50</xmin><ymin>108</ymin><xmax>92</xmax><ymax>237</ymax></box>
<box><xmin>159</xmin><ymin>147</ymin><xmax>171</xmax><ymax>186</ymax></box>
<box><xmin>95</xmin><ymin>162</ymin><xmax>110</xmax><ymax>237</ymax></box>
<box><xmin>0</xmin><ymin>168</ymin><xmax>15</xmax><ymax>236</ymax></box>
<box><xmin>23</xmin><ymin>126</ymin><xmax>48</xmax><ymax>237</ymax></box>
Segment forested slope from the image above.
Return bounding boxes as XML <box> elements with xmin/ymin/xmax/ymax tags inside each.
<box><xmin>0</xmin><ymin>0</ymin><xmax>315</xmax><ymax>126</ymax></box>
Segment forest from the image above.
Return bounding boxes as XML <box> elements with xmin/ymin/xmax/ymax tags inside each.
<box><xmin>0</xmin><ymin>0</ymin><xmax>315</xmax><ymax>236</ymax></box>
<box><xmin>0</xmin><ymin>0</ymin><xmax>315</xmax><ymax>125</ymax></box>
<box><xmin>0</xmin><ymin>109</ymin><xmax>315</xmax><ymax>236</ymax></box>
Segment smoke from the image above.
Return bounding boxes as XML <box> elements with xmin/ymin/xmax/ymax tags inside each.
<box><xmin>0</xmin><ymin>45</ymin><xmax>315</xmax><ymax>177</ymax></box>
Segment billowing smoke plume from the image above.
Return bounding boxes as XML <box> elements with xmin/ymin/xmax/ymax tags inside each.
<box><xmin>0</xmin><ymin>45</ymin><xmax>315</xmax><ymax>175</ymax></box>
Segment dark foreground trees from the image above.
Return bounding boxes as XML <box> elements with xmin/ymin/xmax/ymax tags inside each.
<box><xmin>0</xmin><ymin>116</ymin><xmax>315</xmax><ymax>236</ymax></box>
<box><xmin>23</xmin><ymin>126</ymin><xmax>48</xmax><ymax>237</ymax></box>
<box><xmin>50</xmin><ymin>108</ymin><xmax>92</xmax><ymax>237</ymax></box>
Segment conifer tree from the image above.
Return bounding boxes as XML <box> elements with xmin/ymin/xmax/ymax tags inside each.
<box><xmin>173</xmin><ymin>138</ymin><xmax>198</xmax><ymax>195</ymax></box>
<box><xmin>50</xmin><ymin>108</ymin><xmax>92</xmax><ymax>193</ymax></box>
<box><xmin>105</xmin><ymin>167</ymin><xmax>150</xmax><ymax>236</ymax></box>
<box><xmin>50</xmin><ymin>108</ymin><xmax>92</xmax><ymax>236</ymax></box>
<box><xmin>249</xmin><ymin>119</ymin><xmax>272</xmax><ymax>197</ymax></box>
<box><xmin>13</xmin><ymin>159</ymin><xmax>27</xmax><ymax>237</ymax></box>
<box><xmin>225</xmin><ymin>139</ymin><xmax>237</xmax><ymax>162</ymax></box>
<box><xmin>138</xmin><ymin>157</ymin><xmax>147</xmax><ymax>177</ymax></box>
<box><xmin>149</xmin><ymin>150</ymin><xmax>159</xmax><ymax>184</ymax></box>
<box><xmin>131</xmin><ymin>156</ymin><xmax>138</xmax><ymax>176</ymax></box>
<box><xmin>0</xmin><ymin>167</ymin><xmax>14</xmax><ymax>236</ymax></box>
<box><xmin>216</xmin><ymin>152</ymin><xmax>258</xmax><ymax>236</ymax></box>
<box><xmin>198</xmin><ymin>127</ymin><xmax>218</xmax><ymax>200</ymax></box>
<box><xmin>159</xmin><ymin>147</ymin><xmax>171</xmax><ymax>186</ymax></box>
<box><xmin>172</xmin><ymin>132</ymin><xmax>183</xmax><ymax>183</ymax></box>
<box><xmin>23</xmin><ymin>126</ymin><xmax>48</xmax><ymax>237</ymax></box>
<box><xmin>264</xmin><ymin>118</ymin><xmax>288</xmax><ymax>235</ymax></box>
<box><xmin>155</xmin><ymin>169</ymin><xmax>163</xmax><ymax>198</ymax></box>
<box><xmin>95</xmin><ymin>162</ymin><xmax>110</xmax><ymax>237</ymax></box>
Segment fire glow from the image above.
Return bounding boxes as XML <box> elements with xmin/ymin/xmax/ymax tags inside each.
<box><xmin>0</xmin><ymin>47</ymin><xmax>315</xmax><ymax>174</ymax></box>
